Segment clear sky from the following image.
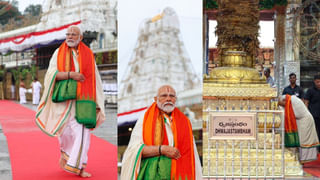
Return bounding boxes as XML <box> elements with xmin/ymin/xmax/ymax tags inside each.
<box><xmin>118</xmin><ymin>0</ymin><xmax>203</xmax><ymax>82</ymax></box>
<box><xmin>209</xmin><ymin>20</ymin><xmax>274</xmax><ymax>48</ymax></box>
<box><xmin>16</xmin><ymin>0</ymin><xmax>44</xmax><ymax>12</ymax></box>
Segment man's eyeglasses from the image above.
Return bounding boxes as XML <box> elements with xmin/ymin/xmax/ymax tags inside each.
<box><xmin>66</xmin><ymin>33</ymin><xmax>79</xmax><ymax>37</ymax></box>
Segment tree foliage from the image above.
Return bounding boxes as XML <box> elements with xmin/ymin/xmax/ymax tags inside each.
<box><xmin>23</xmin><ymin>4</ymin><xmax>42</xmax><ymax>16</ymax></box>
<box><xmin>204</xmin><ymin>0</ymin><xmax>218</xmax><ymax>9</ymax></box>
<box><xmin>96</xmin><ymin>53</ymin><xmax>103</xmax><ymax>65</ymax></box>
<box><xmin>0</xmin><ymin>1</ymin><xmax>42</xmax><ymax>32</ymax></box>
<box><xmin>11</xmin><ymin>65</ymin><xmax>37</xmax><ymax>85</ymax></box>
<box><xmin>259</xmin><ymin>0</ymin><xmax>288</xmax><ymax>10</ymax></box>
<box><xmin>11</xmin><ymin>68</ymin><xmax>21</xmax><ymax>86</ymax></box>
<box><xmin>0</xmin><ymin>0</ymin><xmax>22</xmax><ymax>25</ymax></box>
<box><xmin>0</xmin><ymin>65</ymin><xmax>5</xmax><ymax>82</ymax></box>
<box><xmin>30</xmin><ymin>65</ymin><xmax>38</xmax><ymax>80</ymax></box>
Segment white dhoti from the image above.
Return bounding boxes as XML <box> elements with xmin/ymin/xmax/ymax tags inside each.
<box><xmin>11</xmin><ymin>85</ymin><xmax>15</xmax><ymax>99</ymax></box>
<box><xmin>19</xmin><ymin>87</ymin><xmax>27</xmax><ymax>104</ymax></box>
<box><xmin>32</xmin><ymin>93</ymin><xmax>40</xmax><ymax>104</ymax></box>
<box><xmin>32</xmin><ymin>81</ymin><xmax>42</xmax><ymax>105</ymax></box>
<box><xmin>32</xmin><ymin>92</ymin><xmax>40</xmax><ymax>105</ymax></box>
<box><xmin>59</xmin><ymin>116</ymin><xmax>91</xmax><ymax>174</ymax></box>
<box><xmin>300</xmin><ymin>147</ymin><xmax>318</xmax><ymax>162</ymax></box>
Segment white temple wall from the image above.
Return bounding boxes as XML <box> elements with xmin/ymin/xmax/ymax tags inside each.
<box><xmin>119</xmin><ymin>7</ymin><xmax>200</xmax><ymax>113</ymax></box>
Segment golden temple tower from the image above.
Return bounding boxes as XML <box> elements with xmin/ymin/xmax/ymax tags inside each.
<box><xmin>203</xmin><ymin>0</ymin><xmax>303</xmax><ymax>177</ymax></box>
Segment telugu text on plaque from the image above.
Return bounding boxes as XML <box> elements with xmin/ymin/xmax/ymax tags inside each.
<box><xmin>210</xmin><ymin>113</ymin><xmax>256</xmax><ymax>140</ymax></box>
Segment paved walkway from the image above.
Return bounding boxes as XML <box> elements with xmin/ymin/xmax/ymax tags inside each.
<box><xmin>0</xmin><ymin>100</ymin><xmax>117</xmax><ymax>180</ymax></box>
<box><xmin>0</xmin><ymin>123</ymin><xmax>11</xmax><ymax>180</ymax></box>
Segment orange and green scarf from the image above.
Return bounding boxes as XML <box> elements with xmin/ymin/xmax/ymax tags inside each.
<box><xmin>137</xmin><ymin>102</ymin><xmax>195</xmax><ymax>180</ymax></box>
<box><xmin>57</xmin><ymin>41</ymin><xmax>96</xmax><ymax>128</ymax></box>
<box><xmin>284</xmin><ymin>94</ymin><xmax>300</xmax><ymax>147</ymax></box>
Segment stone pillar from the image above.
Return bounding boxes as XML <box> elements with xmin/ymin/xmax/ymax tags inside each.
<box><xmin>283</xmin><ymin>0</ymin><xmax>301</xmax><ymax>89</ymax></box>
<box><xmin>274</xmin><ymin>6</ymin><xmax>286</xmax><ymax>95</ymax></box>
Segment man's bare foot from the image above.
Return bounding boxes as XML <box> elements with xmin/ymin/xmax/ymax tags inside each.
<box><xmin>59</xmin><ymin>156</ymin><xmax>66</xmax><ymax>169</ymax></box>
<box><xmin>80</xmin><ymin>170</ymin><xmax>91</xmax><ymax>178</ymax></box>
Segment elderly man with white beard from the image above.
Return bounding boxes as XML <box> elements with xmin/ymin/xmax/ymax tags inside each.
<box><xmin>35</xmin><ymin>25</ymin><xmax>105</xmax><ymax>177</ymax></box>
<box><xmin>121</xmin><ymin>85</ymin><xmax>202</xmax><ymax>180</ymax></box>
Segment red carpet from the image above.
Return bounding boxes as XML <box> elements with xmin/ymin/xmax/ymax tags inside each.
<box><xmin>303</xmin><ymin>154</ymin><xmax>320</xmax><ymax>177</ymax></box>
<box><xmin>0</xmin><ymin>100</ymin><xmax>117</xmax><ymax>180</ymax></box>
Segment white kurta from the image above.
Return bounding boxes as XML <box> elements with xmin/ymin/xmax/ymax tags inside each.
<box><xmin>36</xmin><ymin>48</ymin><xmax>105</xmax><ymax>137</ymax></box>
<box><xmin>19</xmin><ymin>87</ymin><xmax>27</xmax><ymax>104</ymax></box>
<box><xmin>31</xmin><ymin>81</ymin><xmax>42</xmax><ymax>105</ymax></box>
<box><xmin>120</xmin><ymin>111</ymin><xmax>202</xmax><ymax>180</ymax></box>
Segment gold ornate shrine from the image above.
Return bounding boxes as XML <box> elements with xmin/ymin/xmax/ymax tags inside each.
<box><xmin>203</xmin><ymin>52</ymin><xmax>303</xmax><ymax>178</ymax></box>
<box><xmin>203</xmin><ymin>58</ymin><xmax>304</xmax><ymax>177</ymax></box>
<box><xmin>202</xmin><ymin>84</ymin><xmax>303</xmax><ymax>177</ymax></box>
<box><xmin>203</xmin><ymin>0</ymin><xmax>303</xmax><ymax>177</ymax></box>
<box><xmin>204</xmin><ymin>50</ymin><xmax>266</xmax><ymax>84</ymax></box>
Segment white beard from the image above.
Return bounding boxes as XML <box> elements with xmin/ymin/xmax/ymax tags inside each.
<box><xmin>157</xmin><ymin>100</ymin><xmax>175</xmax><ymax>113</ymax></box>
<box><xmin>66</xmin><ymin>37</ymin><xmax>81</xmax><ymax>47</ymax></box>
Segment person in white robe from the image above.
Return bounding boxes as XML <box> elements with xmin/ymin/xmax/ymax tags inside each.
<box><xmin>279</xmin><ymin>95</ymin><xmax>320</xmax><ymax>164</ymax></box>
<box><xmin>11</xmin><ymin>76</ymin><xmax>15</xmax><ymax>100</ymax></box>
<box><xmin>31</xmin><ymin>78</ymin><xmax>42</xmax><ymax>105</ymax></box>
<box><xmin>19</xmin><ymin>81</ymin><xmax>27</xmax><ymax>104</ymax></box>
<box><xmin>35</xmin><ymin>25</ymin><xmax>105</xmax><ymax>177</ymax></box>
